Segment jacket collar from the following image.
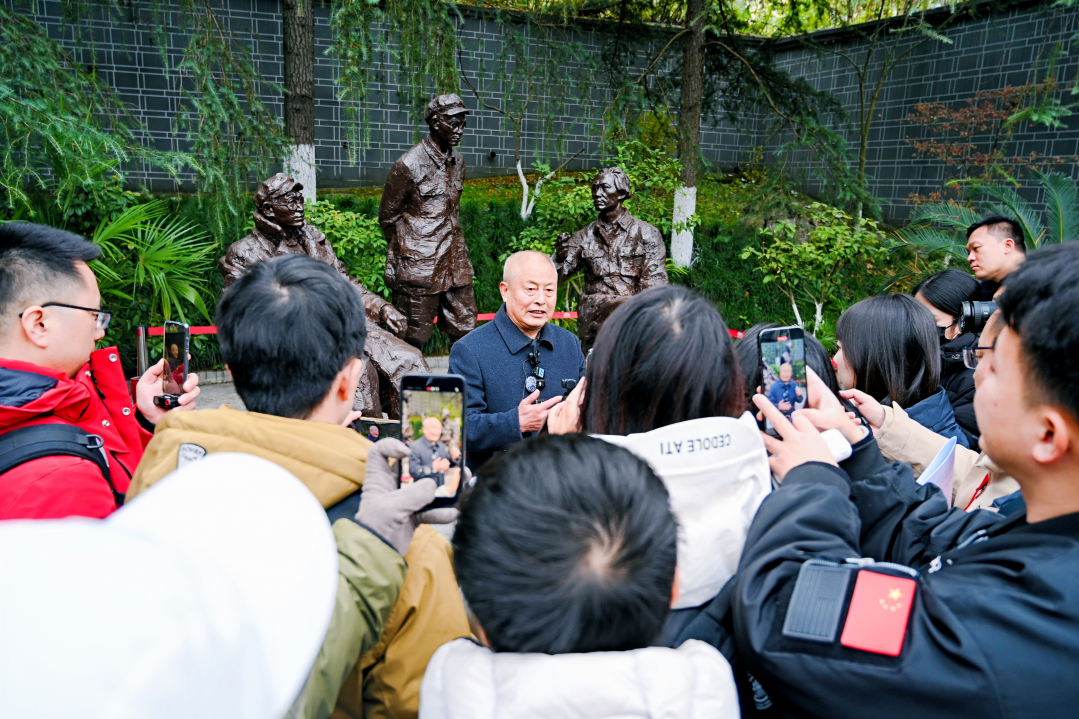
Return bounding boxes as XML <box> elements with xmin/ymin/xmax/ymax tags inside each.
<box><xmin>904</xmin><ymin>387</ymin><xmax>952</xmax><ymax>422</ymax></box>
<box><xmin>0</xmin><ymin>360</ymin><xmax>62</xmax><ymax>408</ymax></box>
<box><xmin>1001</xmin><ymin>510</ymin><xmax>1079</xmax><ymax>541</ymax></box>
<box><xmin>422</xmin><ymin>134</ymin><xmax>457</xmax><ymax>169</ymax></box>
<box><xmin>942</xmin><ymin>332</ymin><xmax>978</xmax><ymax>352</ymax></box>
<box><xmin>493</xmin><ymin>304</ymin><xmax>553</xmax><ymax>354</ymax></box>
<box><xmin>593</xmin><ymin>209</ymin><xmax>633</xmax><ymax>241</ymax></box>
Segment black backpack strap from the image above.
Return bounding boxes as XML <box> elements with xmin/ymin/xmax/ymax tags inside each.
<box><xmin>0</xmin><ymin>424</ymin><xmax>124</xmax><ymax>507</ymax></box>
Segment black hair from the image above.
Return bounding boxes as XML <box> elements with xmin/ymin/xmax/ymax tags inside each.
<box><xmin>998</xmin><ymin>243</ymin><xmax>1079</xmax><ymax>421</ymax></box>
<box><xmin>0</xmin><ymin>222</ymin><xmax>101</xmax><ymax>328</ymax></box>
<box><xmin>581</xmin><ymin>285</ymin><xmax>744</xmax><ymax>434</ymax></box>
<box><xmin>216</xmin><ymin>254</ymin><xmax>367</xmax><ymax>419</ymax></box>
<box><xmin>736</xmin><ymin>322</ymin><xmax>841</xmax><ymax>403</ymax></box>
<box><xmin>913</xmin><ymin>269</ymin><xmax>980</xmax><ymax>324</ymax></box>
<box><xmin>454</xmin><ymin>434</ymin><xmax>677</xmax><ymax>654</ymax></box>
<box><xmin>835</xmin><ymin>294</ymin><xmax>940</xmax><ymax>407</ymax></box>
<box><xmin>967</xmin><ymin>214</ymin><xmax>1027</xmax><ymax>253</ymax></box>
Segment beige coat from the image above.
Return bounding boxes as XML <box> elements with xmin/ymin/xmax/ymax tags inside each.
<box><xmin>128</xmin><ymin>405</ymin><xmax>370</xmax><ymax>506</ymax></box>
<box><xmin>875</xmin><ymin>403</ymin><xmax>1019</xmax><ymax>511</ymax></box>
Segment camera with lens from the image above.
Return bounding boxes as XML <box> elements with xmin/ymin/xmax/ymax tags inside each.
<box><xmin>960</xmin><ymin>300</ymin><xmax>996</xmax><ymax>334</ymax></box>
<box><xmin>560</xmin><ymin>378</ymin><xmax>577</xmax><ymax>399</ymax></box>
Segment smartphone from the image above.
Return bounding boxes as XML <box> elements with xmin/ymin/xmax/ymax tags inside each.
<box><xmin>349</xmin><ymin>417</ymin><xmax>403</xmax><ymax>441</ymax></box>
<box><xmin>758</xmin><ymin>326</ymin><xmax>808</xmax><ymax>431</ymax></box>
<box><xmin>400</xmin><ymin>374</ymin><xmax>466</xmax><ymax>509</ymax></box>
<box><xmin>154</xmin><ymin>320</ymin><xmax>190</xmax><ymax>409</ymax></box>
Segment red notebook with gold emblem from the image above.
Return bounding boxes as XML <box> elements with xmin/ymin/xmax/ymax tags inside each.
<box><xmin>839</xmin><ymin>570</ymin><xmax>916</xmax><ymax>657</ymax></box>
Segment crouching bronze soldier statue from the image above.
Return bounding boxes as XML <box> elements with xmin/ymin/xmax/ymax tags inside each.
<box><xmin>220</xmin><ymin>173</ymin><xmax>429</xmax><ymax>418</ymax></box>
<box><xmin>553</xmin><ymin>167</ymin><xmax>669</xmax><ymax>352</ymax></box>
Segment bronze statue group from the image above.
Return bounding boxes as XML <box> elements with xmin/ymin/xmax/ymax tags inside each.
<box><xmin>219</xmin><ymin>93</ymin><xmax>669</xmax><ymax>417</ymax></box>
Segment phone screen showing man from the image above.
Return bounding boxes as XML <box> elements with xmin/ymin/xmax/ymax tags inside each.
<box><xmin>400</xmin><ymin>380</ymin><xmax>465</xmax><ymax>503</ymax></box>
<box><xmin>162</xmin><ymin>324</ymin><xmax>188</xmax><ymax>396</ymax></box>
<box><xmin>759</xmin><ymin>328</ymin><xmax>807</xmax><ymax>430</ymax></box>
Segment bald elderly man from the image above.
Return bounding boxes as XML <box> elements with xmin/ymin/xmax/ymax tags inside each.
<box><xmin>449</xmin><ymin>251</ymin><xmax>586</xmax><ymax>471</ymax></box>
<box><xmin>409</xmin><ymin>416</ymin><xmax>461</xmax><ymax>493</ymax></box>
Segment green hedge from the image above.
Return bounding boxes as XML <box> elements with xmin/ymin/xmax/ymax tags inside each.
<box><xmin>60</xmin><ymin>175</ymin><xmax>913</xmax><ymax>372</ymax></box>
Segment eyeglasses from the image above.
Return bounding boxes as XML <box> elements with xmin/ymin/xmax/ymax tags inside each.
<box><xmin>962</xmin><ymin>344</ymin><xmax>994</xmax><ymax>369</ymax></box>
<box><xmin>278</xmin><ymin>191</ymin><xmax>304</xmax><ymax>209</ymax></box>
<box><xmin>20</xmin><ymin>302</ymin><xmax>112</xmax><ymax>331</ymax></box>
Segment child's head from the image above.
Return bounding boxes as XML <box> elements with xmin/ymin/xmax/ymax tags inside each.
<box><xmin>453</xmin><ymin>434</ymin><xmax>677</xmax><ymax>654</ymax></box>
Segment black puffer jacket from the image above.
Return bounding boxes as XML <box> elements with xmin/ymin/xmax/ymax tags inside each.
<box><xmin>940</xmin><ymin>332</ymin><xmax>978</xmax><ymax>445</ymax></box>
<box><xmin>731</xmin><ymin>435</ymin><xmax>1079</xmax><ymax>719</ymax></box>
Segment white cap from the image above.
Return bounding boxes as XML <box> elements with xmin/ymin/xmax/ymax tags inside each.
<box><xmin>0</xmin><ymin>453</ymin><xmax>338</xmax><ymax>719</ymax></box>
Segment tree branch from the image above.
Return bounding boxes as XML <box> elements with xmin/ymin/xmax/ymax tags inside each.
<box><xmin>457</xmin><ymin>46</ymin><xmax>505</xmax><ymax>116</ymax></box>
<box><xmin>703</xmin><ymin>40</ymin><xmax>792</xmax><ymax>124</ymax></box>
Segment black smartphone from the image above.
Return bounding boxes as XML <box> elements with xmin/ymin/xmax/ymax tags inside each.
<box><xmin>349</xmin><ymin>417</ymin><xmax>403</xmax><ymax>441</ymax></box>
<box><xmin>400</xmin><ymin>374</ymin><xmax>466</xmax><ymax>509</ymax></box>
<box><xmin>154</xmin><ymin>320</ymin><xmax>189</xmax><ymax>409</ymax></box>
<box><xmin>758</xmin><ymin>325</ymin><xmax>808</xmax><ymax>431</ymax></box>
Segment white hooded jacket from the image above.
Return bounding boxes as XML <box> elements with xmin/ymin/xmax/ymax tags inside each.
<box><xmin>419</xmin><ymin>638</ymin><xmax>739</xmax><ymax>719</ymax></box>
<box><xmin>596</xmin><ymin>413</ymin><xmax>771</xmax><ymax>609</ymax></box>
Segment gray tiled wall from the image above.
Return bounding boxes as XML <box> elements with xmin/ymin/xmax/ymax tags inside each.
<box><xmin>11</xmin><ymin>0</ymin><xmax>1079</xmax><ymax>222</ymax></box>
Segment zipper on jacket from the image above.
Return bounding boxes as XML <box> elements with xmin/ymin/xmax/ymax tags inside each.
<box><xmin>800</xmin><ymin>556</ymin><xmax>920</xmax><ymax>578</ymax></box>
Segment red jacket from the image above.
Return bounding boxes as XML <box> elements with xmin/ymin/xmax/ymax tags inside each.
<box><xmin>0</xmin><ymin>348</ymin><xmax>153</xmax><ymax>519</ymax></box>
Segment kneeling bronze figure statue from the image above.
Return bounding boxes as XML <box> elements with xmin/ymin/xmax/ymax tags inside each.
<box><xmin>219</xmin><ymin>173</ymin><xmax>429</xmax><ymax>418</ymax></box>
<box><xmin>553</xmin><ymin>167</ymin><xmax>669</xmax><ymax>352</ymax></box>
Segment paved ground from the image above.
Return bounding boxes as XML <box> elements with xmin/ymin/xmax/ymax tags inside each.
<box><xmin>195</xmin><ymin>381</ymin><xmax>245</xmax><ymax>410</ymax></box>
<box><xmin>194</xmin><ymin>356</ymin><xmax>448</xmax><ymax>411</ymax></box>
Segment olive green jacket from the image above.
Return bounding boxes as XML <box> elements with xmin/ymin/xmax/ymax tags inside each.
<box><xmin>127</xmin><ymin>407</ymin><xmax>407</xmax><ymax>719</ymax></box>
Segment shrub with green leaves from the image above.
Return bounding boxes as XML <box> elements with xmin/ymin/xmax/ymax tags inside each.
<box><xmin>511</xmin><ymin>140</ymin><xmax>685</xmax><ymax>260</ymax></box>
<box><xmin>742</xmin><ymin>202</ymin><xmax>884</xmax><ymax>332</ymax></box>
<box><xmin>306</xmin><ymin>200</ymin><xmax>390</xmax><ymax>298</ymax></box>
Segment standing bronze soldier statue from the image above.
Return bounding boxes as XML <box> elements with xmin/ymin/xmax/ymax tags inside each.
<box><xmin>553</xmin><ymin>166</ymin><xmax>669</xmax><ymax>352</ymax></box>
<box><xmin>219</xmin><ymin>173</ymin><xmax>428</xmax><ymax>418</ymax></box>
<box><xmin>379</xmin><ymin>93</ymin><xmax>478</xmax><ymax>348</ymax></box>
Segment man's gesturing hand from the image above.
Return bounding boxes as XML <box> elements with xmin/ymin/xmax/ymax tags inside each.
<box><xmin>518</xmin><ymin>390</ymin><xmax>562</xmax><ymax>433</ymax></box>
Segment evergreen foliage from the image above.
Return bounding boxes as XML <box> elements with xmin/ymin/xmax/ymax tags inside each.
<box><xmin>0</xmin><ymin>7</ymin><xmax>188</xmax><ymax>222</ymax></box>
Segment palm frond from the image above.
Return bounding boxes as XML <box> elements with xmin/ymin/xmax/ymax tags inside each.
<box><xmin>906</xmin><ymin>202</ymin><xmax>984</xmax><ymax>232</ymax></box>
<box><xmin>893</xmin><ymin>226</ymin><xmax>968</xmax><ymax>261</ymax></box>
<box><xmin>1032</xmin><ymin>169</ymin><xmax>1079</xmax><ymax>245</ymax></box>
<box><xmin>90</xmin><ymin>200</ymin><xmax>168</xmax><ymax>248</ymax></box>
<box><xmin>975</xmin><ymin>184</ymin><xmax>1046</xmax><ymax>247</ymax></box>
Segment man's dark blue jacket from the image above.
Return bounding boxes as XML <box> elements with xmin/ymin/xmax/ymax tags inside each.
<box><xmin>449</xmin><ymin>305</ymin><xmax>586</xmax><ymax>471</ymax></box>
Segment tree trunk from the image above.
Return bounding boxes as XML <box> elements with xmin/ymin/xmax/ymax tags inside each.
<box><xmin>671</xmin><ymin>0</ymin><xmax>705</xmax><ymax>268</ymax></box>
<box><xmin>283</xmin><ymin>0</ymin><xmax>316</xmax><ymax>203</ymax></box>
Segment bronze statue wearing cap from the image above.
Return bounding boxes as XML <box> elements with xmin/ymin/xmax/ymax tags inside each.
<box><xmin>219</xmin><ymin>172</ymin><xmax>428</xmax><ymax>418</ymax></box>
<box><xmin>553</xmin><ymin>167</ymin><xmax>669</xmax><ymax>352</ymax></box>
<box><xmin>379</xmin><ymin>93</ymin><xmax>478</xmax><ymax>348</ymax></box>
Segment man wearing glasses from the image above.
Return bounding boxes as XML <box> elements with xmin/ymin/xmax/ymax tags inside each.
<box><xmin>220</xmin><ymin>172</ymin><xmax>428</xmax><ymax>419</ymax></box>
<box><xmin>0</xmin><ymin>222</ymin><xmax>200</xmax><ymax>519</ymax></box>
